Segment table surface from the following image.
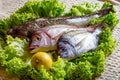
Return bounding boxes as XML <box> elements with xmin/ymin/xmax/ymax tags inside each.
<box><xmin>0</xmin><ymin>0</ymin><xmax>120</xmax><ymax>80</ymax></box>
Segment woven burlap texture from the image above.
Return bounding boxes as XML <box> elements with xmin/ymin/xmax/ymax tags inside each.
<box><xmin>0</xmin><ymin>0</ymin><xmax>120</xmax><ymax>80</ymax></box>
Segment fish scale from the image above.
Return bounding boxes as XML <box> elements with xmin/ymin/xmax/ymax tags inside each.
<box><xmin>62</xmin><ymin>30</ymin><xmax>89</xmax><ymax>44</ymax></box>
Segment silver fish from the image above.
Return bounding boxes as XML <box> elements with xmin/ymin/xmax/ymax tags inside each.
<box><xmin>7</xmin><ymin>6</ymin><xmax>113</xmax><ymax>39</ymax></box>
<box><xmin>29</xmin><ymin>24</ymin><xmax>95</xmax><ymax>53</ymax></box>
<box><xmin>57</xmin><ymin>27</ymin><xmax>102</xmax><ymax>60</ymax></box>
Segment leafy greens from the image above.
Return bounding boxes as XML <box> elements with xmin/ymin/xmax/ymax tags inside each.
<box><xmin>0</xmin><ymin>0</ymin><xmax>119</xmax><ymax>80</ymax></box>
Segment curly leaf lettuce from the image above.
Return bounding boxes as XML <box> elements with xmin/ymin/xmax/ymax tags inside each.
<box><xmin>0</xmin><ymin>0</ymin><xmax>118</xmax><ymax>80</ymax></box>
<box><xmin>97</xmin><ymin>28</ymin><xmax>116</xmax><ymax>57</ymax></box>
<box><xmin>89</xmin><ymin>12</ymin><xmax>119</xmax><ymax>29</ymax></box>
<box><xmin>65</xmin><ymin>2</ymin><xmax>100</xmax><ymax>16</ymax></box>
<box><xmin>66</xmin><ymin>61</ymin><xmax>93</xmax><ymax>80</ymax></box>
<box><xmin>6</xmin><ymin>57</ymin><xmax>28</xmax><ymax>78</ymax></box>
<box><xmin>0</xmin><ymin>35</ymin><xmax>29</xmax><ymax>64</ymax></box>
<box><xmin>16</xmin><ymin>0</ymin><xmax>65</xmax><ymax>17</ymax></box>
<box><xmin>5</xmin><ymin>36</ymin><xmax>28</xmax><ymax>59</ymax></box>
<box><xmin>49</xmin><ymin>57</ymin><xmax>66</xmax><ymax>80</ymax></box>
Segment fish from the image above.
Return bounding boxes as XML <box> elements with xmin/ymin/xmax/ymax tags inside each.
<box><xmin>29</xmin><ymin>24</ymin><xmax>96</xmax><ymax>53</ymax></box>
<box><xmin>7</xmin><ymin>6</ymin><xmax>114</xmax><ymax>39</ymax></box>
<box><xmin>57</xmin><ymin>23</ymin><xmax>104</xmax><ymax>60</ymax></box>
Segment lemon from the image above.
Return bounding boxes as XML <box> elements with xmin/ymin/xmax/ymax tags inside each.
<box><xmin>31</xmin><ymin>52</ymin><xmax>52</xmax><ymax>70</ymax></box>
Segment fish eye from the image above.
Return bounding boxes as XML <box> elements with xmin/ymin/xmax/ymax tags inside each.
<box><xmin>62</xmin><ymin>48</ymin><xmax>66</xmax><ymax>52</ymax></box>
<box><xmin>35</xmin><ymin>36</ymin><xmax>41</xmax><ymax>41</ymax></box>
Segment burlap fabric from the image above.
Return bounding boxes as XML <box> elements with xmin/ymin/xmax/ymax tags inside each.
<box><xmin>0</xmin><ymin>0</ymin><xmax>120</xmax><ymax>80</ymax></box>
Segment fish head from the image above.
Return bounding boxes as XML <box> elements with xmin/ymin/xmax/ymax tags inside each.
<box><xmin>57</xmin><ymin>37</ymin><xmax>76</xmax><ymax>60</ymax></box>
<box><xmin>29</xmin><ymin>30</ymin><xmax>51</xmax><ymax>51</ymax></box>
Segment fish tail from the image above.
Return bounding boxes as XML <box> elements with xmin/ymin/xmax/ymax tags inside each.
<box><xmin>92</xmin><ymin>27</ymin><xmax>102</xmax><ymax>36</ymax></box>
<box><xmin>92</xmin><ymin>21</ymin><xmax>105</xmax><ymax>35</ymax></box>
<box><xmin>96</xmin><ymin>5</ymin><xmax>115</xmax><ymax>16</ymax></box>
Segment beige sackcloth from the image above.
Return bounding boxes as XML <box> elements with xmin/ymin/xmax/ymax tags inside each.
<box><xmin>0</xmin><ymin>0</ymin><xmax>120</xmax><ymax>80</ymax></box>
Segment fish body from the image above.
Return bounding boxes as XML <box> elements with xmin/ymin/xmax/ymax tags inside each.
<box><xmin>29</xmin><ymin>25</ymin><xmax>80</xmax><ymax>53</ymax></box>
<box><xmin>7</xmin><ymin>6</ymin><xmax>113</xmax><ymax>39</ymax></box>
<box><xmin>29</xmin><ymin>24</ymin><xmax>97</xmax><ymax>53</ymax></box>
<box><xmin>57</xmin><ymin>27</ymin><xmax>102</xmax><ymax>60</ymax></box>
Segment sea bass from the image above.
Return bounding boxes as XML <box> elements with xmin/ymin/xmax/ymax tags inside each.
<box><xmin>7</xmin><ymin>6</ymin><xmax>113</xmax><ymax>39</ymax></box>
<box><xmin>57</xmin><ymin>26</ymin><xmax>103</xmax><ymax>60</ymax></box>
<box><xmin>29</xmin><ymin>24</ymin><xmax>95</xmax><ymax>53</ymax></box>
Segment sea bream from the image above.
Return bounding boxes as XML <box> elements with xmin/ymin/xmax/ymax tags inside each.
<box><xmin>29</xmin><ymin>24</ymin><xmax>95</xmax><ymax>53</ymax></box>
<box><xmin>57</xmin><ymin>24</ymin><xmax>103</xmax><ymax>60</ymax></box>
<box><xmin>7</xmin><ymin>6</ymin><xmax>113</xmax><ymax>39</ymax></box>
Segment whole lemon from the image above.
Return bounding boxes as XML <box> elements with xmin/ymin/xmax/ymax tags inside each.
<box><xmin>31</xmin><ymin>52</ymin><xmax>52</xmax><ymax>70</ymax></box>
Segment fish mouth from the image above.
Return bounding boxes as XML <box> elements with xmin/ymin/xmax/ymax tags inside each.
<box><xmin>29</xmin><ymin>47</ymin><xmax>35</xmax><ymax>51</ymax></box>
<box><xmin>29</xmin><ymin>45</ymin><xmax>39</xmax><ymax>51</ymax></box>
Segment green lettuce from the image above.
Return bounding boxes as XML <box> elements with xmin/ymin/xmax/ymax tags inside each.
<box><xmin>0</xmin><ymin>35</ymin><xmax>29</xmax><ymax>66</ymax></box>
<box><xmin>0</xmin><ymin>0</ymin><xmax>119</xmax><ymax>80</ymax></box>
<box><xmin>89</xmin><ymin>12</ymin><xmax>119</xmax><ymax>29</ymax></box>
<box><xmin>16</xmin><ymin>0</ymin><xmax>65</xmax><ymax>17</ymax></box>
<box><xmin>65</xmin><ymin>2</ymin><xmax>100</xmax><ymax>16</ymax></box>
<box><xmin>6</xmin><ymin>57</ymin><xmax>28</xmax><ymax>78</ymax></box>
<box><xmin>5</xmin><ymin>36</ymin><xmax>28</xmax><ymax>59</ymax></box>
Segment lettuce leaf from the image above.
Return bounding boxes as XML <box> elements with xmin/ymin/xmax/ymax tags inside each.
<box><xmin>0</xmin><ymin>0</ymin><xmax>118</xmax><ymax>80</ymax></box>
<box><xmin>16</xmin><ymin>0</ymin><xmax>65</xmax><ymax>17</ymax></box>
<box><xmin>89</xmin><ymin>12</ymin><xmax>119</xmax><ymax>29</ymax></box>
<box><xmin>65</xmin><ymin>2</ymin><xmax>100</xmax><ymax>16</ymax></box>
<box><xmin>0</xmin><ymin>35</ymin><xmax>29</xmax><ymax>64</ymax></box>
